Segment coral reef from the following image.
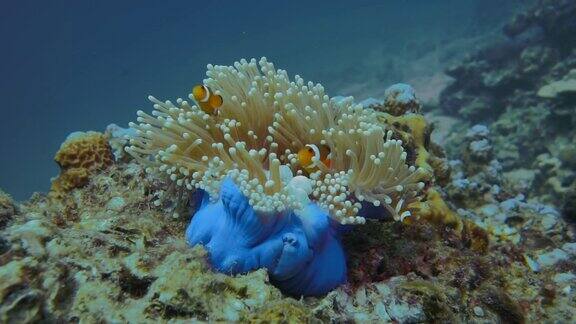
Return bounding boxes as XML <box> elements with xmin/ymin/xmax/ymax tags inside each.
<box><xmin>0</xmin><ymin>190</ymin><xmax>16</xmax><ymax>230</ymax></box>
<box><xmin>0</xmin><ymin>145</ymin><xmax>573</xmax><ymax>322</ymax></box>
<box><xmin>442</xmin><ymin>125</ymin><xmax>559</xmax><ymax>243</ymax></box>
<box><xmin>538</xmin><ymin>69</ymin><xmax>576</xmax><ymax>98</ymax></box>
<box><xmin>380</xmin><ymin>83</ymin><xmax>421</xmax><ymax>116</ymax></box>
<box><xmin>105</xmin><ymin>123</ymin><xmax>137</xmax><ymax>162</ymax></box>
<box><xmin>374</xmin><ymin>84</ymin><xmax>452</xmax><ymax>185</ymax></box>
<box><xmin>49</xmin><ymin>131</ymin><xmax>114</xmax><ymax>198</ymax></box>
<box><xmin>3</xmin><ymin>6</ymin><xmax>576</xmax><ymax>316</ymax></box>
<box><xmin>1</xmin><ymin>162</ymin><xmax>301</xmax><ymax>322</ymax></box>
<box><xmin>1</xmin><ymin>102</ymin><xmax>575</xmax><ymax>322</ymax></box>
<box><xmin>439</xmin><ymin>0</ymin><xmax>576</xmax><ymax>208</ymax></box>
<box><xmin>126</xmin><ymin>58</ymin><xmax>436</xmax><ymax>295</ymax></box>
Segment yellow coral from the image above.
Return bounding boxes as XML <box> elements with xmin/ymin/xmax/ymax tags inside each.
<box><xmin>376</xmin><ymin>112</ymin><xmax>432</xmax><ymax>175</ymax></box>
<box><xmin>408</xmin><ymin>189</ymin><xmax>462</xmax><ymax>231</ymax></box>
<box><xmin>127</xmin><ymin>57</ymin><xmax>427</xmax><ymax>224</ymax></box>
<box><xmin>50</xmin><ymin>131</ymin><xmax>114</xmax><ymax>196</ymax></box>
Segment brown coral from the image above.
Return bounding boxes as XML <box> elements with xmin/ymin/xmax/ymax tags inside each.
<box><xmin>50</xmin><ymin>131</ymin><xmax>114</xmax><ymax>197</ymax></box>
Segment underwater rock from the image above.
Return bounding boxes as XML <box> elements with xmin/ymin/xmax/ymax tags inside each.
<box><xmin>358</xmin><ymin>97</ymin><xmax>384</xmax><ymax>108</ymax></box>
<box><xmin>441</xmin><ymin>124</ymin><xmax>573</xmax><ymax>248</ymax></box>
<box><xmin>381</xmin><ymin>83</ymin><xmax>421</xmax><ymax>116</ymax></box>
<box><xmin>562</xmin><ymin>242</ymin><xmax>576</xmax><ymax>256</ymax></box>
<box><xmin>538</xmin><ymin>69</ymin><xmax>576</xmax><ymax>98</ymax></box>
<box><xmin>468</xmin><ymin>139</ymin><xmax>492</xmax><ymax>161</ymax></box>
<box><xmin>534</xmin><ymin>156</ymin><xmax>572</xmax><ymax>201</ymax></box>
<box><xmin>504</xmin><ymin>0</ymin><xmax>576</xmax><ymax>47</ymax></box>
<box><xmin>0</xmin><ymin>119</ymin><xmax>574</xmax><ymax>321</ymax></box>
<box><xmin>0</xmin><ymin>257</ymin><xmax>43</xmax><ymax>322</ymax></box>
<box><xmin>3</xmin><ymin>28</ymin><xmax>576</xmax><ymax>321</ymax></box>
<box><xmin>0</xmin><ymin>162</ymin><xmax>312</xmax><ymax>322</ymax></box>
<box><xmin>313</xmin><ymin>277</ymin><xmax>427</xmax><ymax>322</ymax></box>
<box><xmin>466</xmin><ymin>124</ymin><xmax>490</xmax><ymax>139</ymax></box>
<box><xmin>464</xmin><ymin>127</ymin><xmax>493</xmax><ymax>167</ymax></box>
<box><xmin>442</xmin><ymin>0</ymin><xmax>576</xmax><ymax>119</ymax></box>
<box><xmin>439</xmin><ymin>0</ymin><xmax>576</xmax><ymax>208</ymax></box>
<box><xmin>105</xmin><ymin>123</ymin><xmax>137</xmax><ymax>161</ymax></box>
<box><xmin>503</xmin><ymin>168</ymin><xmax>537</xmax><ymax>193</ymax></box>
<box><xmin>332</xmin><ymin>95</ymin><xmax>384</xmax><ymax>109</ymax></box>
<box><xmin>455</xmin><ymin>125</ymin><xmax>499</xmax><ymax>182</ymax></box>
<box><xmin>186</xmin><ymin>178</ymin><xmax>346</xmax><ymax>296</ymax></box>
<box><xmin>562</xmin><ymin>185</ymin><xmax>576</xmax><ymax>223</ymax></box>
<box><xmin>373</xmin><ymin>111</ymin><xmax>435</xmax><ymax>177</ymax></box>
<box><xmin>536</xmin><ymin>248</ymin><xmax>570</xmax><ymax>268</ymax></box>
<box><xmin>478</xmin><ymin>285</ymin><xmax>525</xmax><ymax>324</ymax></box>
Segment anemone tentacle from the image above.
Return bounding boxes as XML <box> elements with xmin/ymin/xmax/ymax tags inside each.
<box><xmin>126</xmin><ymin>57</ymin><xmax>425</xmax><ymax>223</ymax></box>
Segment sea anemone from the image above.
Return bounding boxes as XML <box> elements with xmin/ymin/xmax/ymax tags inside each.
<box><xmin>126</xmin><ymin>57</ymin><xmax>425</xmax><ymax>224</ymax></box>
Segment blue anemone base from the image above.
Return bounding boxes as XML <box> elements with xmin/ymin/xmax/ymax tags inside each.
<box><xmin>185</xmin><ymin>178</ymin><xmax>347</xmax><ymax>296</ymax></box>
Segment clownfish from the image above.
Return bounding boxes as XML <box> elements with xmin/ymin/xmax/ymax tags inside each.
<box><xmin>192</xmin><ymin>84</ymin><xmax>223</xmax><ymax>115</ymax></box>
<box><xmin>297</xmin><ymin>144</ymin><xmax>332</xmax><ymax>172</ymax></box>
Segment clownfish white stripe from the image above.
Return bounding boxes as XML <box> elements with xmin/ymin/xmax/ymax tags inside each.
<box><xmin>306</xmin><ymin>144</ymin><xmax>321</xmax><ymax>167</ymax></box>
<box><xmin>200</xmin><ymin>85</ymin><xmax>210</xmax><ymax>102</ymax></box>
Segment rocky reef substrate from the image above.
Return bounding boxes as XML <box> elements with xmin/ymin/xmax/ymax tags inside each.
<box><xmin>2</xmin><ymin>1</ymin><xmax>576</xmax><ymax>319</ymax></box>
<box><xmin>1</xmin><ymin>122</ymin><xmax>575</xmax><ymax>322</ymax></box>
<box><xmin>439</xmin><ymin>0</ymin><xmax>576</xmax><ymax>213</ymax></box>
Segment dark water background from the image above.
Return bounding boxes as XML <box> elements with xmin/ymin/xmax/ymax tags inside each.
<box><xmin>0</xmin><ymin>0</ymin><xmax>525</xmax><ymax>200</ymax></box>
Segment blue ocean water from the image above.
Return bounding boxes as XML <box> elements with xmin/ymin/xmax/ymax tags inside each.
<box><xmin>0</xmin><ymin>0</ymin><xmax>522</xmax><ymax>200</ymax></box>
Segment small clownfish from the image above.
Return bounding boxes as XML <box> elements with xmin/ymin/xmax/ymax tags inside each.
<box><xmin>297</xmin><ymin>144</ymin><xmax>332</xmax><ymax>172</ymax></box>
<box><xmin>192</xmin><ymin>84</ymin><xmax>223</xmax><ymax>115</ymax></box>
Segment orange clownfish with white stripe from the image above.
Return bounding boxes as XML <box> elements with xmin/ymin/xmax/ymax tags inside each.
<box><xmin>297</xmin><ymin>144</ymin><xmax>332</xmax><ymax>172</ymax></box>
<box><xmin>192</xmin><ymin>84</ymin><xmax>223</xmax><ymax>115</ymax></box>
